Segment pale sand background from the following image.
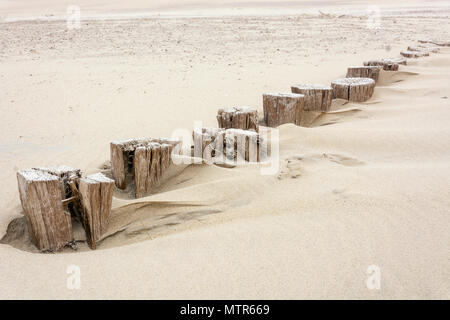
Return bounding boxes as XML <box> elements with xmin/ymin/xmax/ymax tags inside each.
<box><xmin>0</xmin><ymin>1</ymin><xmax>449</xmax><ymax>299</ymax></box>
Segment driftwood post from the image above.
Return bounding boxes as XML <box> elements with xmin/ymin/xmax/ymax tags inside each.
<box><xmin>418</xmin><ymin>39</ymin><xmax>450</xmax><ymax>47</ymax></box>
<box><xmin>408</xmin><ymin>45</ymin><xmax>439</xmax><ymax>53</ymax></box>
<box><xmin>331</xmin><ymin>78</ymin><xmax>375</xmax><ymax>102</ymax></box>
<box><xmin>400</xmin><ymin>50</ymin><xmax>429</xmax><ymax>58</ymax></box>
<box><xmin>346</xmin><ymin>66</ymin><xmax>382</xmax><ymax>82</ymax></box>
<box><xmin>17</xmin><ymin>165</ymin><xmax>116</xmax><ymax>251</ymax></box>
<box><xmin>291</xmin><ymin>84</ymin><xmax>333</xmax><ymax>112</ymax></box>
<box><xmin>110</xmin><ymin>138</ymin><xmax>180</xmax><ymax>198</ymax></box>
<box><xmin>193</xmin><ymin>128</ymin><xmax>263</xmax><ymax>163</ymax></box>
<box><xmin>364</xmin><ymin>57</ymin><xmax>406</xmax><ymax>71</ymax></box>
<box><xmin>17</xmin><ymin>168</ymin><xmax>76</xmax><ymax>251</ymax></box>
<box><xmin>78</xmin><ymin>173</ymin><xmax>114</xmax><ymax>249</ymax></box>
<box><xmin>217</xmin><ymin>107</ymin><xmax>259</xmax><ymax>132</ymax></box>
<box><xmin>193</xmin><ymin>127</ymin><xmax>224</xmax><ymax>163</ymax></box>
<box><xmin>263</xmin><ymin>93</ymin><xmax>305</xmax><ymax>127</ymax></box>
<box><xmin>110</xmin><ymin>140</ymin><xmax>131</xmax><ymax>189</ymax></box>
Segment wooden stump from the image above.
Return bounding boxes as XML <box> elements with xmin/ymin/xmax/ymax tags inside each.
<box><xmin>217</xmin><ymin>107</ymin><xmax>259</xmax><ymax>132</ymax></box>
<box><xmin>78</xmin><ymin>173</ymin><xmax>114</xmax><ymax>249</ymax></box>
<box><xmin>133</xmin><ymin>142</ymin><xmax>166</xmax><ymax>198</ymax></box>
<box><xmin>224</xmin><ymin>129</ymin><xmax>261</xmax><ymax>162</ymax></box>
<box><xmin>389</xmin><ymin>57</ymin><xmax>408</xmax><ymax>65</ymax></box>
<box><xmin>110</xmin><ymin>138</ymin><xmax>180</xmax><ymax>198</ymax></box>
<box><xmin>346</xmin><ymin>66</ymin><xmax>382</xmax><ymax>82</ymax></box>
<box><xmin>17</xmin><ymin>166</ymin><xmax>117</xmax><ymax>251</ymax></box>
<box><xmin>110</xmin><ymin>139</ymin><xmax>141</xmax><ymax>189</ymax></box>
<box><xmin>193</xmin><ymin>128</ymin><xmax>263</xmax><ymax>163</ymax></box>
<box><xmin>400</xmin><ymin>50</ymin><xmax>429</xmax><ymax>58</ymax></box>
<box><xmin>418</xmin><ymin>39</ymin><xmax>450</xmax><ymax>47</ymax></box>
<box><xmin>17</xmin><ymin>168</ymin><xmax>75</xmax><ymax>251</ymax></box>
<box><xmin>408</xmin><ymin>45</ymin><xmax>439</xmax><ymax>53</ymax></box>
<box><xmin>331</xmin><ymin>78</ymin><xmax>375</xmax><ymax>102</ymax></box>
<box><xmin>263</xmin><ymin>93</ymin><xmax>304</xmax><ymax>127</ymax></box>
<box><xmin>364</xmin><ymin>57</ymin><xmax>406</xmax><ymax>71</ymax></box>
<box><xmin>290</xmin><ymin>84</ymin><xmax>333</xmax><ymax>112</ymax></box>
<box><xmin>417</xmin><ymin>43</ymin><xmax>441</xmax><ymax>51</ymax></box>
<box><xmin>431</xmin><ymin>41</ymin><xmax>450</xmax><ymax>47</ymax></box>
<box><xmin>193</xmin><ymin>127</ymin><xmax>224</xmax><ymax>163</ymax></box>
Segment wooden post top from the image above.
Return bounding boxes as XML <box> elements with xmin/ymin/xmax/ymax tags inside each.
<box><xmin>347</xmin><ymin>66</ymin><xmax>382</xmax><ymax>70</ymax></box>
<box><xmin>331</xmin><ymin>77</ymin><xmax>375</xmax><ymax>86</ymax></box>
<box><xmin>17</xmin><ymin>169</ymin><xmax>59</xmax><ymax>182</ymax></box>
<box><xmin>217</xmin><ymin>106</ymin><xmax>257</xmax><ymax>113</ymax></box>
<box><xmin>111</xmin><ymin>137</ymin><xmax>180</xmax><ymax>150</ymax></box>
<box><xmin>291</xmin><ymin>84</ymin><xmax>332</xmax><ymax>91</ymax></box>
<box><xmin>80</xmin><ymin>172</ymin><xmax>114</xmax><ymax>184</ymax></box>
<box><xmin>263</xmin><ymin>93</ymin><xmax>305</xmax><ymax>99</ymax></box>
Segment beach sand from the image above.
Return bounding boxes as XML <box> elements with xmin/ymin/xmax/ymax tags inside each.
<box><xmin>0</xmin><ymin>1</ymin><xmax>449</xmax><ymax>299</ymax></box>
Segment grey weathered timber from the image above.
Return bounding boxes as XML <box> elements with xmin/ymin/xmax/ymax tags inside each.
<box><xmin>217</xmin><ymin>107</ymin><xmax>259</xmax><ymax>132</ymax></box>
<box><xmin>291</xmin><ymin>84</ymin><xmax>333</xmax><ymax>112</ymax></box>
<box><xmin>110</xmin><ymin>138</ymin><xmax>181</xmax><ymax>198</ymax></box>
<box><xmin>346</xmin><ymin>66</ymin><xmax>382</xmax><ymax>82</ymax></box>
<box><xmin>17</xmin><ymin>167</ymin><xmax>76</xmax><ymax>251</ymax></box>
<box><xmin>331</xmin><ymin>78</ymin><xmax>375</xmax><ymax>102</ymax></box>
<box><xmin>263</xmin><ymin>93</ymin><xmax>305</xmax><ymax>127</ymax></box>
<box><xmin>78</xmin><ymin>173</ymin><xmax>114</xmax><ymax>249</ymax></box>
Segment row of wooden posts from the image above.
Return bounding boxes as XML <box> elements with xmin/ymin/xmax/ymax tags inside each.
<box><xmin>16</xmin><ymin>39</ymin><xmax>446</xmax><ymax>252</ymax></box>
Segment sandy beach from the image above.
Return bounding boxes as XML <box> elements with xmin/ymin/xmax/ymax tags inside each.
<box><xmin>0</xmin><ymin>0</ymin><xmax>449</xmax><ymax>299</ymax></box>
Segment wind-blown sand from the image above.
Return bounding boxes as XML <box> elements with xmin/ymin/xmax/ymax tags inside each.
<box><xmin>0</xmin><ymin>1</ymin><xmax>449</xmax><ymax>299</ymax></box>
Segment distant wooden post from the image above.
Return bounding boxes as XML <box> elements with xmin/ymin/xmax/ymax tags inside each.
<box><xmin>331</xmin><ymin>78</ymin><xmax>375</xmax><ymax>102</ymax></box>
<box><xmin>346</xmin><ymin>66</ymin><xmax>382</xmax><ymax>82</ymax></box>
<box><xmin>418</xmin><ymin>39</ymin><xmax>450</xmax><ymax>47</ymax></box>
<box><xmin>17</xmin><ymin>168</ymin><xmax>75</xmax><ymax>252</ymax></box>
<box><xmin>408</xmin><ymin>45</ymin><xmax>439</xmax><ymax>53</ymax></box>
<box><xmin>217</xmin><ymin>107</ymin><xmax>259</xmax><ymax>132</ymax></box>
<box><xmin>110</xmin><ymin>138</ymin><xmax>180</xmax><ymax>198</ymax></box>
<box><xmin>78</xmin><ymin>173</ymin><xmax>114</xmax><ymax>249</ymax></box>
<box><xmin>291</xmin><ymin>84</ymin><xmax>333</xmax><ymax>112</ymax></box>
<box><xmin>364</xmin><ymin>57</ymin><xmax>406</xmax><ymax>71</ymax></box>
<box><xmin>400</xmin><ymin>50</ymin><xmax>429</xmax><ymax>58</ymax></box>
<box><xmin>263</xmin><ymin>93</ymin><xmax>304</xmax><ymax>127</ymax></box>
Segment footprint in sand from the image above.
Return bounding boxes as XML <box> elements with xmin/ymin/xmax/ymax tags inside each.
<box><xmin>321</xmin><ymin>153</ymin><xmax>365</xmax><ymax>166</ymax></box>
<box><xmin>278</xmin><ymin>153</ymin><xmax>364</xmax><ymax>179</ymax></box>
<box><xmin>278</xmin><ymin>156</ymin><xmax>305</xmax><ymax>179</ymax></box>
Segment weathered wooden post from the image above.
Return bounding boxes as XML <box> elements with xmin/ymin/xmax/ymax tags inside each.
<box><xmin>193</xmin><ymin>127</ymin><xmax>224</xmax><ymax>163</ymax></box>
<box><xmin>224</xmin><ymin>128</ymin><xmax>262</xmax><ymax>162</ymax></box>
<box><xmin>346</xmin><ymin>66</ymin><xmax>382</xmax><ymax>82</ymax></box>
<box><xmin>400</xmin><ymin>50</ymin><xmax>429</xmax><ymax>58</ymax></box>
<box><xmin>263</xmin><ymin>93</ymin><xmax>305</xmax><ymax>127</ymax></box>
<box><xmin>110</xmin><ymin>138</ymin><xmax>180</xmax><ymax>198</ymax></box>
<box><xmin>78</xmin><ymin>173</ymin><xmax>114</xmax><ymax>249</ymax></box>
<box><xmin>331</xmin><ymin>78</ymin><xmax>375</xmax><ymax>102</ymax></box>
<box><xmin>16</xmin><ymin>166</ymin><xmax>81</xmax><ymax>252</ymax></box>
<box><xmin>110</xmin><ymin>139</ymin><xmax>134</xmax><ymax>189</ymax></box>
<box><xmin>418</xmin><ymin>39</ymin><xmax>450</xmax><ymax>46</ymax></box>
<box><xmin>217</xmin><ymin>107</ymin><xmax>259</xmax><ymax>132</ymax></box>
<box><xmin>408</xmin><ymin>45</ymin><xmax>439</xmax><ymax>53</ymax></box>
<box><xmin>363</xmin><ymin>57</ymin><xmax>406</xmax><ymax>71</ymax></box>
<box><xmin>17</xmin><ymin>166</ymin><xmax>116</xmax><ymax>251</ymax></box>
<box><xmin>291</xmin><ymin>84</ymin><xmax>333</xmax><ymax>112</ymax></box>
<box><xmin>193</xmin><ymin>128</ymin><xmax>263</xmax><ymax>163</ymax></box>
